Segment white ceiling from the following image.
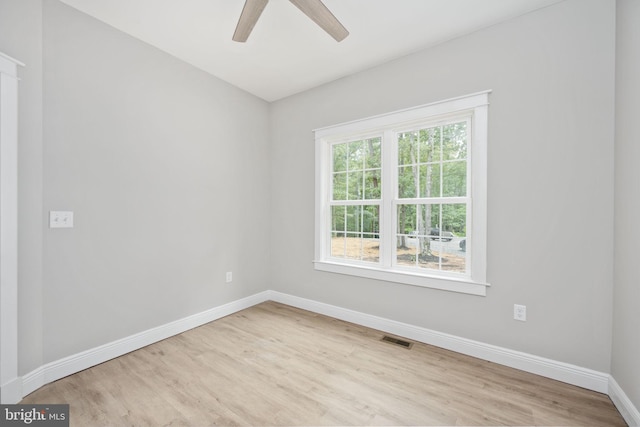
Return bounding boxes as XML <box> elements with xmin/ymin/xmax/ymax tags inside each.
<box><xmin>59</xmin><ymin>0</ymin><xmax>564</xmax><ymax>102</ymax></box>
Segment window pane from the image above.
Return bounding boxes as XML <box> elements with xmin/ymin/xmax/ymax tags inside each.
<box><xmin>330</xmin><ymin>205</ymin><xmax>379</xmax><ymax>263</ymax></box>
<box><xmin>394</xmin><ymin>120</ymin><xmax>469</xmax><ymax>270</ymax></box>
<box><xmin>397</xmin><ymin>132</ymin><xmax>417</xmax><ymax>166</ymax></box>
<box><xmin>419</xmin><ymin>163</ymin><xmax>441</xmax><ymax>198</ymax></box>
<box><xmin>397</xmin><ymin>203</ymin><xmax>435</xmax><ymax>269</ymax></box>
<box><xmin>331</xmin><ymin>206</ymin><xmax>346</xmax><ymax>233</ymax></box>
<box><xmin>442</xmin><ymin>161</ymin><xmax>466</xmax><ymax>197</ymax></box>
<box><xmin>398</xmin><ymin>166</ymin><xmax>417</xmax><ymax>198</ymax></box>
<box><xmin>342</xmin><ymin>236</ymin><xmax>380</xmax><ymax>262</ymax></box>
<box><xmin>365</xmin><ymin>138</ymin><xmax>381</xmax><ymax>168</ymax></box>
<box><xmin>331</xmin><ymin>232</ymin><xmax>346</xmax><ymax>258</ymax></box>
<box><xmin>442</xmin><ymin>122</ymin><xmax>467</xmax><ymax>161</ymax></box>
<box><xmin>396</xmin><ymin>203</ymin><xmax>467</xmax><ymax>273</ymax></box>
<box><xmin>346</xmin><ymin>205</ymin><xmax>362</xmax><ymax>233</ymax></box>
<box><xmin>348</xmin><ymin>140</ymin><xmax>364</xmax><ymax>171</ymax></box>
<box><xmin>396</xmin><ymin>204</ymin><xmax>415</xmax><ymax>237</ymax></box>
<box><xmin>441</xmin><ymin>203</ymin><xmax>466</xmax><ymax>237</ymax></box>
<box><xmin>363</xmin><ymin>205</ymin><xmax>380</xmax><ymax>235</ymax></box>
<box><xmin>420</xmin><ymin>127</ymin><xmax>441</xmax><ymax>163</ymax></box>
<box><xmin>347</xmin><ymin>171</ymin><xmax>363</xmax><ymax>200</ymax></box>
<box><xmin>439</xmin><ymin>204</ymin><xmax>467</xmax><ymax>273</ymax></box>
<box><xmin>364</xmin><ymin>170</ymin><xmax>381</xmax><ymax>199</ymax></box>
<box><xmin>332</xmin><ymin>172</ymin><xmax>347</xmax><ymax>200</ymax></box>
<box><xmin>333</xmin><ymin>138</ymin><xmax>381</xmax><ymax>202</ymax></box>
<box><xmin>332</xmin><ymin>143</ymin><xmax>347</xmax><ymax>172</ymax></box>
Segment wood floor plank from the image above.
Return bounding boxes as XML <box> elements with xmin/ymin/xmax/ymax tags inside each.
<box><xmin>21</xmin><ymin>301</ymin><xmax>627</xmax><ymax>426</ymax></box>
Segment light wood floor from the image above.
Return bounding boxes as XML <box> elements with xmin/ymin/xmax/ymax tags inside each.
<box><xmin>21</xmin><ymin>301</ymin><xmax>626</xmax><ymax>426</ymax></box>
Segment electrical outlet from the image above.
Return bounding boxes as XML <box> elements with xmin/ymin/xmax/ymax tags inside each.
<box><xmin>226</xmin><ymin>272</ymin><xmax>232</xmax><ymax>283</ymax></box>
<box><xmin>514</xmin><ymin>304</ymin><xmax>527</xmax><ymax>321</ymax></box>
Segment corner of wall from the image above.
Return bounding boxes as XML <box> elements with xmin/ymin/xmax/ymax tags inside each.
<box><xmin>609</xmin><ymin>376</ymin><xmax>640</xmax><ymax>427</ymax></box>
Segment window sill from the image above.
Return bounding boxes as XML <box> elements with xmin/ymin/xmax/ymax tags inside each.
<box><xmin>313</xmin><ymin>260</ymin><xmax>488</xmax><ymax>296</ymax></box>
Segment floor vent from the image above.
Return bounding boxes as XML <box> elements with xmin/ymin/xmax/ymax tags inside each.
<box><xmin>381</xmin><ymin>335</ymin><xmax>413</xmax><ymax>349</ymax></box>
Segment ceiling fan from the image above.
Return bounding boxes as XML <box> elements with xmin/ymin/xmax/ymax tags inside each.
<box><xmin>233</xmin><ymin>0</ymin><xmax>349</xmax><ymax>43</ymax></box>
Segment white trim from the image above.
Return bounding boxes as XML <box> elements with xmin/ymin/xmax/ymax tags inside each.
<box><xmin>0</xmin><ymin>378</ymin><xmax>21</xmax><ymax>405</ymax></box>
<box><xmin>0</xmin><ymin>53</ymin><xmax>21</xmax><ymax>404</ymax></box>
<box><xmin>469</xmin><ymin>103</ymin><xmax>489</xmax><ymax>282</ymax></box>
<box><xmin>314</xmin><ymin>90</ymin><xmax>492</xmax><ymax>137</ymax></box>
<box><xmin>12</xmin><ymin>289</ymin><xmax>636</xmax><ymax>415</ymax></box>
<box><xmin>0</xmin><ymin>52</ymin><xmax>25</xmax><ymax>69</ymax></box>
<box><xmin>20</xmin><ymin>292</ymin><xmax>271</xmax><ymax>399</ymax></box>
<box><xmin>314</xmin><ymin>91</ymin><xmax>490</xmax><ymax>294</ymax></box>
<box><xmin>314</xmin><ymin>261</ymin><xmax>487</xmax><ymax>296</ymax></box>
<box><xmin>609</xmin><ymin>376</ymin><xmax>640</xmax><ymax>427</ymax></box>
<box><xmin>267</xmin><ymin>291</ymin><xmax>609</xmax><ymax>394</ymax></box>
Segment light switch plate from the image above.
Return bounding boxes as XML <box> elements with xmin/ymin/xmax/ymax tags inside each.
<box><xmin>50</xmin><ymin>211</ymin><xmax>74</xmax><ymax>228</ymax></box>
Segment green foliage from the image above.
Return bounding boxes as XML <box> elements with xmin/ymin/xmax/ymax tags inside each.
<box><xmin>330</xmin><ymin>121</ymin><xmax>468</xmax><ymax>241</ymax></box>
<box><xmin>332</xmin><ymin>137</ymin><xmax>381</xmax><ymax>201</ymax></box>
<box><xmin>331</xmin><ymin>205</ymin><xmax>379</xmax><ymax>235</ymax></box>
<box><xmin>397</xmin><ymin>121</ymin><xmax>467</xmax><ymax>199</ymax></box>
<box><xmin>396</xmin><ymin>121</ymin><xmax>468</xmax><ymax>242</ymax></box>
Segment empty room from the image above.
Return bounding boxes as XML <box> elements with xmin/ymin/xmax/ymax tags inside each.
<box><xmin>0</xmin><ymin>0</ymin><xmax>638</xmax><ymax>425</ymax></box>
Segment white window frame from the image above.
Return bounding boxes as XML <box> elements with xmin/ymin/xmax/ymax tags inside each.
<box><xmin>314</xmin><ymin>91</ymin><xmax>490</xmax><ymax>296</ymax></box>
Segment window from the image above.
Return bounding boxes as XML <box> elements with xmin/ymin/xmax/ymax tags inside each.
<box><xmin>314</xmin><ymin>91</ymin><xmax>490</xmax><ymax>296</ymax></box>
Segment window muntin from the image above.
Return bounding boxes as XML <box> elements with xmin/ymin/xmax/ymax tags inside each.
<box><xmin>395</xmin><ymin>203</ymin><xmax>467</xmax><ymax>274</ymax></box>
<box><xmin>395</xmin><ymin>120</ymin><xmax>470</xmax><ymax>277</ymax></box>
<box><xmin>331</xmin><ymin>138</ymin><xmax>381</xmax><ymax>201</ymax></box>
<box><xmin>314</xmin><ymin>91</ymin><xmax>489</xmax><ymax>296</ymax></box>
<box><xmin>330</xmin><ymin>205</ymin><xmax>380</xmax><ymax>262</ymax></box>
<box><xmin>329</xmin><ymin>137</ymin><xmax>382</xmax><ymax>264</ymax></box>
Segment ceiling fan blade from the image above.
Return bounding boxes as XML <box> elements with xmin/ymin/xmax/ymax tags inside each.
<box><xmin>288</xmin><ymin>0</ymin><xmax>349</xmax><ymax>42</ymax></box>
<box><xmin>233</xmin><ymin>0</ymin><xmax>269</xmax><ymax>42</ymax></box>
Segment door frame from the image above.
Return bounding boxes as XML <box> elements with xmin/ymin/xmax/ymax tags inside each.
<box><xmin>0</xmin><ymin>51</ymin><xmax>23</xmax><ymax>404</ymax></box>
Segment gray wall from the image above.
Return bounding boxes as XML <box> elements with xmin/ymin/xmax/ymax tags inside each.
<box><xmin>1</xmin><ymin>0</ymin><xmax>270</xmax><ymax>366</ymax></box>
<box><xmin>270</xmin><ymin>0</ymin><xmax>616</xmax><ymax>372</ymax></box>
<box><xmin>0</xmin><ymin>0</ymin><xmax>45</xmax><ymax>375</ymax></box>
<box><xmin>41</xmin><ymin>0</ymin><xmax>271</xmax><ymax>362</ymax></box>
<box><xmin>613</xmin><ymin>0</ymin><xmax>640</xmax><ymax>412</ymax></box>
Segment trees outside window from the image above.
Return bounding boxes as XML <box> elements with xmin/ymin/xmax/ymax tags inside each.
<box><xmin>396</xmin><ymin>121</ymin><xmax>468</xmax><ymax>273</ymax></box>
<box><xmin>314</xmin><ymin>91</ymin><xmax>489</xmax><ymax>296</ymax></box>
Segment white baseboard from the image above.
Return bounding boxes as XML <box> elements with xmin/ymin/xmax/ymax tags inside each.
<box><xmin>13</xmin><ymin>288</ymin><xmax>638</xmax><ymax>423</ymax></box>
<box><xmin>267</xmin><ymin>291</ymin><xmax>610</xmax><ymax>394</ymax></box>
<box><xmin>0</xmin><ymin>377</ymin><xmax>22</xmax><ymax>404</ymax></box>
<box><xmin>20</xmin><ymin>291</ymin><xmax>271</xmax><ymax>400</ymax></box>
<box><xmin>610</xmin><ymin>376</ymin><xmax>640</xmax><ymax>426</ymax></box>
